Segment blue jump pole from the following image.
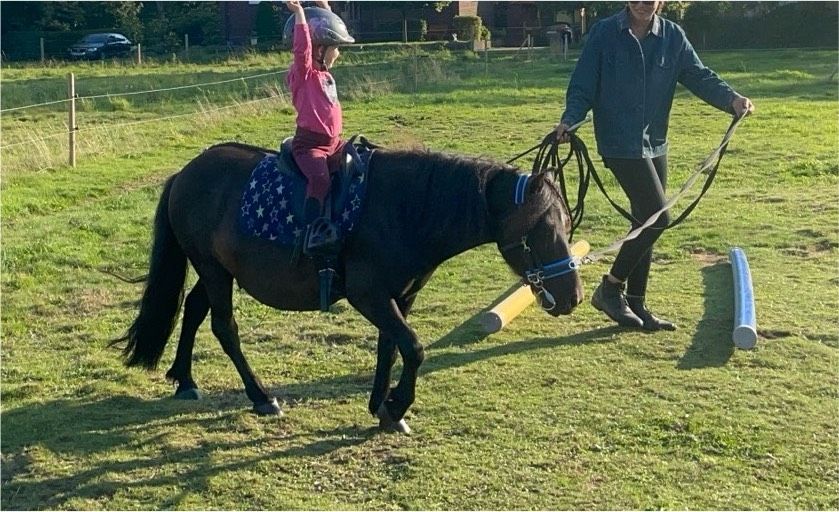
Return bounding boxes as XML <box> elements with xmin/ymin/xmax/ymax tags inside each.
<box><xmin>729</xmin><ymin>247</ymin><xmax>757</xmax><ymax>349</ymax></box>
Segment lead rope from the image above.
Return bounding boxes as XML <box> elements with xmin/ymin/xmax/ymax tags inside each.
<box><xmin>581</xmin><ymin>112</ymin><xmax>748</xmax><ymax>264</ymax></box>
<box><xmin>507</xmin><ymin>112</ymin><xmax>749</xmax><ymax>264</ymax></box>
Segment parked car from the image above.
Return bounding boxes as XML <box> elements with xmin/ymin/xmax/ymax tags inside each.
<box><xmin>68</xmin><ymin>33</ymin><xmax>132</xmax><ymax>60</ymax></box>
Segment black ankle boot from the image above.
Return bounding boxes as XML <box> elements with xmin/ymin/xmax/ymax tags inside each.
<box><xmin>591</xmin><ymin>275</ymin><xmax>643</xmax><ymax>328</ymax></box>
<box><xmin>626</xmin><ymin>296</ymin><xmax>677</xmax><ymax>331</ymax></box>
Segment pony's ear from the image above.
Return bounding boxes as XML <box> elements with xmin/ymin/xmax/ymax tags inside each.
<box><xmin>526</xmin><ymin>172</ymin><xmax>548</xmax><ymax>197</ymax></box>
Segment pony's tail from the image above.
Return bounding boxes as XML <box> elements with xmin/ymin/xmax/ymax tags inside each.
<box><xmin>111</xmin><ymin>174</ymin><xmax>187</xmax><ymax>370</ymax></box>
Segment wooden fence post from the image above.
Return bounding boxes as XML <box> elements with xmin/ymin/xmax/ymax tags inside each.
<box><xmin>185</xmin><ymin>34</ymin><xmax>189</xmax><ymax>61</ymax></box>
<box><xmin>40</xmin><ymin>37</ymin><xmax>45</xmax><ymax>63</ymax></box>
<box><xmin>68</xmin><ymin>73</ymin><xmax>76</xmax><ymax>167</ymax></box>
<box><xmin>528</xmin><ymin>34</ymin><xmax>533</xmax><ymax>62</ymax></box>
<box><xmin>135</xmin><ymin>43</ymin><xmax>142</xmax><ymax>65</ymax></box>
<box><xmin>413</xmin><ymin>45</ymin><xmax>418</xmax><ymax>93</ymax></box>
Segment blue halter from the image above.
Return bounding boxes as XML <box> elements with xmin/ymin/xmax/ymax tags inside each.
<box><xmin>502</xmin><ymin>174</ymin><xmax>579</xmax><ymax>311</ymax></box>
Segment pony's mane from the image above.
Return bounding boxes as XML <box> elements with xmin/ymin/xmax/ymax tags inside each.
<box><xmin>370</xmin><ymin>148</ymin><xmax>562</xmax><ymax>249</ymax></box>
<box><xmin>377</xmin><ymin>147</ymin><xmax>522</xmax><ymax>190</ymax></box>
<box><xmin>207</xmin><ymin>141</ymin><xmax>278</xmax><ymax>156</ymax></box>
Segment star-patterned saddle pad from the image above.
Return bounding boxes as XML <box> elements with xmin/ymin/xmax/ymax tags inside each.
<box><xmin>238</xmin><ymin>139</ymin><xmax>372</xmax><ymax>247</ymax></box>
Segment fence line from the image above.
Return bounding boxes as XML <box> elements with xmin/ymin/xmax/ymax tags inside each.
<box><xmin>1</xmin><ymin>46</ymin><xmax>464</xmax><ymax>163</ymax></box>
<box><xmin>82</xmin><ymin>94</ymin><xmax>286</xmax><ymax>133</ymax></box>
<box><xmin>77</xmin><ymin>70</ymin><xmax>288</xmax><ymax>102</ymax></box>
<box><xmin>0</xmin><ymin>97</ymin><xmax>75</xmax><ymax>113</ymax></box>
<box><xmin>1</xmin><ymin>70</ymin><xmax>289</xmax><ymax>114</ymax></box>
<box><xmin>0</xmin><ymin>74</ymin><xmax>404</xmax><ymax>151</ymax></box>
<box><xmin>0</xmin><ymin>130</ymin><xmax>67</xmax><ymax>149</ymax></box>
<box><xmin>0</xmin><ymin>94</ymin><xmax>285</xmax><ymax>150</ymax></box>
<box><xmin>1</xmin><ymin>56</ymin><xmax>414</xmax><ymax>114</ymax></box>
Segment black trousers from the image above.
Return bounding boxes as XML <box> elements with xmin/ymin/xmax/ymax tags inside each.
<box><xmin>602</xmin><ymin>155</ymin><xmax>670</xmax><ymax>298</ymax></box>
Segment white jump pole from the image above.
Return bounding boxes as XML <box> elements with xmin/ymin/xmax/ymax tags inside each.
<box><xmin>479</xmin><ymin>240</ymin><xmax>590</xmax><ymax>334</ymax></box>
<box><xmin>729</xmin><ymin>247</ymin><xmax>757</xmax><ymax>349</ymax></box>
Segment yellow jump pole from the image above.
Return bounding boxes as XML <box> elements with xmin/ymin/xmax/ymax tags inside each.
<box><xmin>479</xmin><ymin>240</ymin><xmax>590</xmax><ymax>334</ymax></box>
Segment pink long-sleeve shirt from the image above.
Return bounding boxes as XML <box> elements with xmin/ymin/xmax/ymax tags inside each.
<box><xmin>285</xmin><ymin>22</ymin><xmax>342</xmax><ymax>139</ymax></box>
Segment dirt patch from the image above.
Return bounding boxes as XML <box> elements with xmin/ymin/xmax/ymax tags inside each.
<box><xmin>753</xmin><ymin>196</ymin><xmax>786</xmax><ymax>204</ymax></box>
<box><xmin>324</xmin><ymin>333</ymin><xmax>356</xmax><ymax>346</ymax></box>
<box><xmin>689</xmin><ymin>250</ymin><xmax>727</xmax><ymax>266</ymax></box>
<box><xmin>814</xmin><ymin>239</ymin><xmax>838</xmax><ymax>252</ymax></box>
<box><xmin>76</xmin><ymin>287</ymin><xmax>117</xmax><ymax>316</ymax></box>
<box><xmin>780</xmin><ymin>239</ymin><xmax>837</xmax><ymax>257</ymax></box>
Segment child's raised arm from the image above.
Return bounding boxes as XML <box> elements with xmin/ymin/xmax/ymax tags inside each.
<box><xmin>285</xmin><ymin>0</ymin><xmax>311</xmax><ymax>73</ymax></box>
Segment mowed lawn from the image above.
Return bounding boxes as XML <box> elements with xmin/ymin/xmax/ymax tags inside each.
<box><xmin>1</xmin><ymin>47</ymin><xmax>837</xmax><ymax>510</ymax></box>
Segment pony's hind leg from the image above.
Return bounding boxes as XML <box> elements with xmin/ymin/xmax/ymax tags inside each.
<box><xmin>199</xmin><ymin>264</ymin><xmax>282</xmax><ymax>416</ymax></box>
<box><xmin>166</xmin><ymin>280</ymin><xmax>210</xmax><ymax>400</ymax></box>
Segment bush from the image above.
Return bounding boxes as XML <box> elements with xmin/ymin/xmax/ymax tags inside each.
<box><xmin>682</xmin><ymin>2</ymin><xmax>838</xmax><ymax>49</ymax></box>
<box><xmin>407</xmin><ymin>19</ymin><xmax>428</xmax><ymax>42</ymax></box>
<box><xmin>452</xmin><ymin>15</ymin><xmax>481</xmax><ymax>41</ymax></box>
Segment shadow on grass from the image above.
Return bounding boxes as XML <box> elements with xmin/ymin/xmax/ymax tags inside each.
<box><xmin>2</xmin><ymin>301</ymin><xmax>618</xmax><ymax>509</ymax></box>
<box><xmin>427</xmin><ymin>281</ymin><xmax>520</xmax><ymax>350</ymax></box>
<box><xmin>1</xmin><ymin>395</ymin><xmax>377</xmax><ymax>510</ymax></box>
<box><xmin>423</xmin><ymin>325</ymin><xmax>622</xmax><ymax>376</ymax></box>
<box><xmin>678</xmin><ymin>262</ymin><xmax>735</xmax><ymax>369</ymax></box>
<box><xmin>270</xmin><ymin>310</ymin><xmax>621</xmax><ymax>400</ymax></box>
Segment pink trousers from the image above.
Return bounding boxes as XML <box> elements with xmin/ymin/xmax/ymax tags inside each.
<box><xmin>291</xmin><ymin>127</ymin><xmax>345</xmax><ymax>204</ymax></box>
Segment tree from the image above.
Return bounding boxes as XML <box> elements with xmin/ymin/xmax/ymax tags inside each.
<box><xmin>106</xmin><ymin>2</ymin><xmax>143</xmax><ymax>42</ymax></box>
<box><xmin>398</xmin><ymin>2</ymin><xmax>450</xmax><ymax>42</ymax></box>
<box><xmin>0</xmin><ymin>2</ymin><xmax>44</xmax><ymax>34</ymax></box>
<box><xmin>37</xmin><ymin>1</ymin><xmax>86</xmax><ymax>31</ymax></box>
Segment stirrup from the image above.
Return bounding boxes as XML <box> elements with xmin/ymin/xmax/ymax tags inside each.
<box><xmin>304</xmin><ymin>217</ymin><xmax>339</xmax><ymax>256</ymax></box>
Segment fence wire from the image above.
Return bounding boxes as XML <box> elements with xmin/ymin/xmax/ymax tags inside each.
<box><xmin>1</xmin><ymin>69</ymin><xmax>288</xmax><ymax>114</ymax></box>
<box><xmin>1</xmin><ymin>94</ymin><xmax>286</xmax><ymax>150</ymax></box>
<box><xmin>1</xmin><ymin>73</ymin><xmax>402</xmax><ymax>150</ymax></box>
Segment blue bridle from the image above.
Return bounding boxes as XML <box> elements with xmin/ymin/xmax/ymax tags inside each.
<box><xmin>500</xmin><ymin>175</ymin><xmax>579</xmax><ymax>311</ymax></box>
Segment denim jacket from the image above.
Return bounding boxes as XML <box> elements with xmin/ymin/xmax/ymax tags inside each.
<box><xmin>561</xmin><ymin>9</ymin><xmax>738</xmax><ymax>159</ymax></box>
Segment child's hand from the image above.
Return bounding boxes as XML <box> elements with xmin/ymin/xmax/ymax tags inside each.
<box><xmin>285</xmin><ymin>0</ymin><xmax>303</xmax><ymax>15</ymax></box>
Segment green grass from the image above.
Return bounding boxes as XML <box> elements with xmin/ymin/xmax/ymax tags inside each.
<box><xmin>2</xmin><ymin>47</ymin><xmax>838</xmax><ymax>510</ymax></box>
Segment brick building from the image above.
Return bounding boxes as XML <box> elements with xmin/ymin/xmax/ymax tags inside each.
<box><xmin>219</xmin><ymin>1</ymin><xmax>588</xmax><ymax>47</ymax></box>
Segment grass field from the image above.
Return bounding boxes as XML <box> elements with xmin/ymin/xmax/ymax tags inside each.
<box><xmin>2</xmin><ymin>47</ymin><xmax>837</xmax><ymax>510</ymax></box>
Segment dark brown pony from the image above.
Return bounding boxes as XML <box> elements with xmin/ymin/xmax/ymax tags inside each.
<box><xmin>115</xmin><ymin>142</ymin><xmax>583</xmax><ymax>432</ymax></box>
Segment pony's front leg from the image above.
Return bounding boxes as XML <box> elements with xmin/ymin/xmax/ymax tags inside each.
<box><xmin>368</xmin><ymin>293</ymin><xmax>419</xmax><ymax>418</ymax></box>
<box><xmin>368</xmin><ymin>331</ymin><xmax>397</xmax><ymax>417</ymax></box>
<box><xmin>377</xmin><ymin>322</ymin><xmax>424</xmax><ymax>434</ymax></box>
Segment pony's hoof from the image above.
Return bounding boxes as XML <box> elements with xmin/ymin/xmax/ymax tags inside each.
<box><xmin>173</xmin><ymin>387</ymin><xmax>201</xmax><ymax>400</ymax></box>
<box><xmin>376</xmin><ymin>402</ymin><xmax>411</xmax><ymax>434</ymax></box>
<box><xmin>253</xmin><ymin>398</ymin><xmax>283</xmax><ymax>416</ymax></box>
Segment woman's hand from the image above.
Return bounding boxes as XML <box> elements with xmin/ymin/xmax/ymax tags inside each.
<box><xmin>554</xmin><ymin>122</ymin><xmax>571</xmax><ymax>144</ymax></box>
<box><xmin>732</xmin><ymin>95</ymin><xmax>754</xmax><ymax>117</ymax></box>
